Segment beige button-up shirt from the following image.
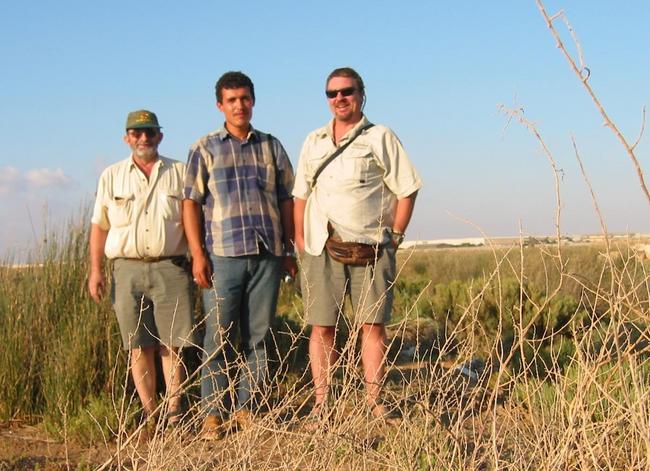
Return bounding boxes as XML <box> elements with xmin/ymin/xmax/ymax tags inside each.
<box><xmin>293</xmin><ymin>116</ymin><xmax>422</xmax><ymax>255</ymax></box>
<box><xmin>91</xmin><ymin>155</ymin><xmax>188</xmax><ymax>259</ymax></box>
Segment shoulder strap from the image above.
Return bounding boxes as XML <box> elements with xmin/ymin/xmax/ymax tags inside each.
<box><xmin>311</xmin><ymin>123</ymin><xmax>374</xmax><ymax>188</ymax></box>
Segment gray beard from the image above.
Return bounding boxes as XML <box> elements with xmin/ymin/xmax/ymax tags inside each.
<box><xmin>134</xmin><ymin>147</ymin><xmax>158</xmax><ymax>161</ymax></box>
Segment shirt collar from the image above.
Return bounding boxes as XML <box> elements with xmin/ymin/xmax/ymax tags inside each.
<box><xmin>217</xmin><ymin>124</ymin><xmax>260</xmax><ymax>142</ymax></box>
<box><xmin>128</xmin><ymin>154</ymin><xmax>163</xmax><ymax>170</ymax></box>
<box><xmin>320</xmin><ymin>114</ymin><xmax>370</xmax><ymax>141</ymax></box>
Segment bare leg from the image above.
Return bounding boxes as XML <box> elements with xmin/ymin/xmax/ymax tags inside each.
<box><xmin>160</xmin><ymin>346</ymin><xmax>184</xmax><ymax>416</ymax></box>
<box><xmin>131</xmin><ymin>346</ymin><xmax>158</xmax><ymax>416</ymax></box>
<box><xmin>360</xmin><ymin>323</ymin><xmax>386</xmax><ymax>410</ymax></box>
<box><xmin>309</xmin><ymin>325</ymin><xmax>337</xmax><ymax>407</ymax></box>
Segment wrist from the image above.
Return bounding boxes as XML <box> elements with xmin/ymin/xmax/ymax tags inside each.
<box><xmin>189</xmin><ymin>247</ymin><xmax>206</xmax><ymax>259</ymax></box>
<box><xmin>390</xmin><ymin>229</ymin><xmax>405</xmax><ymax>247</ymax></box>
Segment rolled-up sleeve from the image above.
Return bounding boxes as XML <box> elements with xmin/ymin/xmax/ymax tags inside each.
<box><xmin>375</xmin><ymin>127</ymin><xmax>422</xmax><ymax>198</ymax></box>
<box><xmin>292</xmin><ymin>136</ymin><xmax>314</xmax><ymax>200</ymax></box>
<box><xmin>91</xmin><ymin>170</ymin><xmax>111</xmax><ymax>230</ymax></box>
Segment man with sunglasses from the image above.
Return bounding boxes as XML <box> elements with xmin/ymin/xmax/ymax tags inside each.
<box><xmin>183</xmin><ymin>71</ymin><xmax>296</xmax><ymax>440</ymax></box>
<box><xmin>89</xmin><ymin>110</ymin><xmax>194</xmax><ymax>439</ymax></box>
<box><xmin>293</xmin><ymin>67</ymin><xmax>421</xmax><ymax>425</ymax></box>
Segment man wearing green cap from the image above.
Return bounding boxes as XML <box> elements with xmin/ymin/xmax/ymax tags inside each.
<box><xmin>88</xmin><ymin>110</ymin><xmax>195</xmax><ymax>437</ymax></box>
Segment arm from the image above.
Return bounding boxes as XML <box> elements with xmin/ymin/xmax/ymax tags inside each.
<box><xmin>392</xmin><ymin>191</ymin><xmax>418</xmax><ymax>244</ymax></box>
<box><xmin>376</xmin><ymin>129</ymin><xmax>421</xmax><ymax>237</ymax></box>
<box><xmin>279</xmin><ymin>198</ymin><xmax>298</xmax><ymax>278</ymax></box>
<box><xmin>293</xmin><ymin>197</ymin><xmax>306</xmax><ymax>253</ymax></box>
<box><xmin>182</xmin><ymin>199</ymin><xmax>212</xmax><ymax>288</ymax></box>
<box><xmin>88</xmin><ymin>224</ymin><xmax>108</xmax><ymax>302</ymax></box>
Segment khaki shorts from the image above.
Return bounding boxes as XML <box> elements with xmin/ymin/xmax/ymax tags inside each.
<box><xmin>111</xmin><ymin>257</ymin><xmax>195</xmax><ymax>350</ymax></box>
<box><xmin>299</xmin><ymin>245</ymin><xmax>396</xmax><ymax>326</ymax></box>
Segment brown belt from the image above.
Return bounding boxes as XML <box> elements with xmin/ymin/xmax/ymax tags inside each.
<box><xmin>118</xmin><ymin>256</ymin><xmax>185</xmax><ymax>263</ymax></box>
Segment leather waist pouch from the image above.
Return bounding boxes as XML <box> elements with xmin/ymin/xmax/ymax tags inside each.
<box><xmin>325</xmin><ymin>235</ymin><xmax>382</xmax><ymax>266</ymax></box>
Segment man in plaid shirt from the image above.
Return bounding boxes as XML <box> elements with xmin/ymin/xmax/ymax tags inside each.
<box><xmin>183</xmin><ymin>71</ymin><xmax>296</xmax><ymax>439</ymax></box>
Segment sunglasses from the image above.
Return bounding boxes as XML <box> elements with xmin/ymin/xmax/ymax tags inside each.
<box><xmin>127</xmin><ymin>128</ymin><xmax>159</xmax><ymax>138</ymax></box>
<box><xmin>325</xmin><ymin>87</ymin><xmax>356</xmax><ymax>99</ymax></box>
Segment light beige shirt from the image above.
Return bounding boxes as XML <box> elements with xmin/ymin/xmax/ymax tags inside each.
<box><xmin>293</xmin><ymin>116</ymin><xmax>422</xmax><ymax>255</ymax></box>
<box><xmin>91</xmin><ymin>155</ymin><xmax>188</xmax><ymax>259</ymax></box>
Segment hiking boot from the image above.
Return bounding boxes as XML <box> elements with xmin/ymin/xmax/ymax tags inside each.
<box><xmin>233</xmin><ymin>409</ymin><xmax>253</xmax><ymax>431</ymax></box>
<box><xmin>200</xmin><ymin>415</ymin><xmax>228</xmax><ymax>441</ymax></box>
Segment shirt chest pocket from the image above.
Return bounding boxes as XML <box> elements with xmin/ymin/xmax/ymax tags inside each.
<box><xmin>108</xmin><ymin>195</ymin><xmax>133</xmax><ymax>228</ymax></box>
<box><xmin>256</xmin><ymin>164</ymin><xmax>276</xmax><ymax>194</ymax></box>
<box><xmin>160</xmin><ymin>191</ymin><xmax>182</xmax><ymax>220</ymax></box>
<box><xmin>341</xmin><ymin>148</ymin><xmax>374</xmax><ymax>183</ymax></box>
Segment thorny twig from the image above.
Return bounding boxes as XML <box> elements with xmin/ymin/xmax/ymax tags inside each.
<box><xmin>536</xmin><ymin>0</ymin><xmax>650</xmax><ymax>209</ymax></box>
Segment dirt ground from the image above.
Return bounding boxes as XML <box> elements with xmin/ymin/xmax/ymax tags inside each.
<box><xmin>0</xmin><ymin>420</ymin><xmax>113</xmax><ymax>469</ymax></box>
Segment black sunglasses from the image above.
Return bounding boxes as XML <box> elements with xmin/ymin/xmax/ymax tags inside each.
<box><xmin>325</xmin><ymin>87</ymin><xmax>356</xmax><ymax>99</ymax></box>
<box><xmin>127</xmin><ymin>128</ymin><xmax>159</xmax><ymax>138</ymax></box>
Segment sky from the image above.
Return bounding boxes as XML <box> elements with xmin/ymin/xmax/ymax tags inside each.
<box><xmin>2</xmin><ymin>0</ymin><xmax>650</xmax><ymax>258</ymax></box>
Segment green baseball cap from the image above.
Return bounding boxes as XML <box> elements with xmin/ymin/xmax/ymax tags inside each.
<box><xmin>125</xmin><ymin>109</ymin><xmax>162</xmax><ymax>129</ymax></box>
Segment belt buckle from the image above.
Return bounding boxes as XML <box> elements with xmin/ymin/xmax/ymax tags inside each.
<box><xmin>142</xmin><ymin>256</ymin><xmax>158</xmax><ymax>263</ymax></box>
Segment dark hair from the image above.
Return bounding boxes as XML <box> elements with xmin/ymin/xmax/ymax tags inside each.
<box><xmin>326</xmin><ymin>67</ymin><xmax>366</xmax><ymax>102</ymax></box>
<box><xmin>215</xmin><ymin>71</ymin><xmax>255</xmax><ymax>103</ymax></box>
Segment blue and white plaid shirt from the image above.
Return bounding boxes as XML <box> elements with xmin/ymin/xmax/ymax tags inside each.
<box><xmin>183</xmin><ymin>126</ymin><xmax>294</xmax><ymax>257</ymax></box>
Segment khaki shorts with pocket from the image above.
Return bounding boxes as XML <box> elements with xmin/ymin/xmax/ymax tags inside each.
<box><xmin>111</xmin><ymin>257</ymin><xmax>195</xmax><ymax>350</ymax></box>
<box><xmin>299</xmin><ymin>245</ymin><xmax>396</xmax><ymax>326</ymax></box>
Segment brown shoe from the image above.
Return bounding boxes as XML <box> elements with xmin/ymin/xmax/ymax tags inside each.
<box><xmin>200</xmin><ymin>415</ymin><xmax>228</xmax><ymax>441</ymax></box>
<box><xmin>233</xmin><ymin>409</ymin><xmax>253</xmax><ymax>431</ymax></box>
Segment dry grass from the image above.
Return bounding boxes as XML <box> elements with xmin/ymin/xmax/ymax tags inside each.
<box><xmin>66</xmin><ymin>236</ymin><xmax>646</xmax><ymax>470</ymax></box>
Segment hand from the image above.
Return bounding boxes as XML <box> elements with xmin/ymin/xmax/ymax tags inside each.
<box><xmin>88</xmin><ymin>271</ymin><xmax>106</xmax><ymax>303</ymax></box>
<box><xmin>282</xmin><ymin>255</ymin><xmax>298</xmax><ymax>279</ymax></box>
<box><xmin>191</xmin><ymin>252</ymin><xmax>212</xmax><ymax>289</ymax></box>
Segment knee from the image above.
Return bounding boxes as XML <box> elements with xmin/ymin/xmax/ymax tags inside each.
<box><xmin>361</xmin><ymin>323</ymin><xmax>386</xmax><ymax>341</ymax></box>
<box><xmin>131</xmin><ymin>346</ymin><xmax>156</xmax><ymax>360</ymax></box>
<box><xmin>158</xmin><ymin>345</ymin><xmax>179</xmax><ymax>357</ymax></box>
<box><xmin>310</xmin><ymin>325</ymin><xmax>336</xmax><ymax>343</ymax></box>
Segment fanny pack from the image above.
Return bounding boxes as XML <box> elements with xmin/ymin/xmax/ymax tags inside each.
<box><xmin>325</xmin><ymin>227</ymin><xmax>382</xmax><ymax>266</ymax></box>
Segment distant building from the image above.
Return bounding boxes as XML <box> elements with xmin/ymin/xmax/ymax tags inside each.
<box><xmin>399</xmin><ymin>233</ymin><xmax>650</xmax><ymax>251</ymax></box>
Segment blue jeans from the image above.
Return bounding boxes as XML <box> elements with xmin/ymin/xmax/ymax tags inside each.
<box><xmin>201</xmin><ymin>252</ymin><xmax>281</xmax><ymax>418</ymax></box>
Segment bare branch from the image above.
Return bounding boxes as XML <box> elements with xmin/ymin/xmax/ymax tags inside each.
<box><xmin>497</xmin><ymin>104</ymin><xmax>563</xmax><ymax>247</ymax></box>
<box><xmin>536</xmin><ymin>0</ymin><xmax>650</xmax><ymax>209</ymax></box>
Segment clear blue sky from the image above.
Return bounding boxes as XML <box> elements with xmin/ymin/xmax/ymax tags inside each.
<box><xmin>2</xmin><ymin>0</ymin><xmax>650</xmax><ymax>257</ymax></box>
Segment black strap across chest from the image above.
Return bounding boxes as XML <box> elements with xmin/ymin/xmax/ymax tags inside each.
<box><xmin>311</xmin><ymin>123</ymin><xmax>374</xmax><ymax>188</ymax></box>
